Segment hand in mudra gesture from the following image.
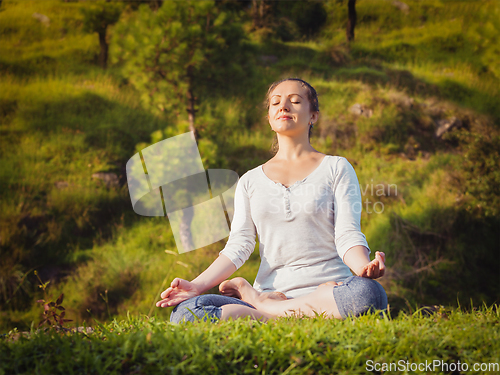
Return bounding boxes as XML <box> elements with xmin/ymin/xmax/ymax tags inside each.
<box><xmin>156</xmin><ymin>278</ymin><xmax>201</xmax><ymax>308</ymax></box>
<box><xmin>358</xmin><ymin>251</ymin><xmax>386</xmax><ymax>279</ymax></box>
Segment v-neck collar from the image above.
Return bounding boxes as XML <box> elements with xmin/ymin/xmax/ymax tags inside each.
<box><xmin>260</xmin><ymin>155</ymin><xmax>329</xmax><ymax>189</ymax></box>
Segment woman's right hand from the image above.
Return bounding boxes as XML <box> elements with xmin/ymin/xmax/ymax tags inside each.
<box><xmin>156</xmin><ymin>278</ymin><xmax>201</xmax><ymax>308</ymax></box>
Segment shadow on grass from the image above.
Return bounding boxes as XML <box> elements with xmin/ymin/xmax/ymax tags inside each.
<box><xmin>16</xmin><ymin>91</ymin><xmax>166</xmax><ymax>160</ymax></box>
<box><xmin>382</xmin><ymin>208</ymin><xmax>500</xmax><ymax>315</ymax></box>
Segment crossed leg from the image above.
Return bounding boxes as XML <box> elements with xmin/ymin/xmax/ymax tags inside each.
<box><xmin>219</xmin><ymin>277</ymin><xmax>342</xmax><ymax>321</ymax></box>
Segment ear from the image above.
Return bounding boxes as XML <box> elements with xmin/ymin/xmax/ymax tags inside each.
<box><xmin>310</xmin><ymin>111</ymin><xmax>319</xmax><ymax>124</ymax></box>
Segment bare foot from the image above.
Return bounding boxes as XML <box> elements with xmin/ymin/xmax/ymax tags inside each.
<box><xmin>219</xmin><ymin>278</ymin><xmax>246</xmax><ymax>299</ymax></box>
<box><xmin>263</xmin><ymin>291</ymin><xmax>288</xmax><ymax>301</ymax></box>
<box><xmin>318</xmin><ymin>281</ymin><xmax>343</xmax><ymax>287</ymax></box>
<box><xmin>219</xmin><ymin>277</ymin><xmax>287</xmax><ymax>305</ymax></box>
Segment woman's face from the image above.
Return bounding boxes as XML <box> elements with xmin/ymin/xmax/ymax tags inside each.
<box><xmin>268</xmin><ymin>80</ymin><xmax>317</xmax><ymax>137</ymax></box>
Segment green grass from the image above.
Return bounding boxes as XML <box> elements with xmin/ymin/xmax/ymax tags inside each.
<box><xmin>1</xmin><ymin>306</ymin><xmax>499</xmax><ymax>374</ymax></box>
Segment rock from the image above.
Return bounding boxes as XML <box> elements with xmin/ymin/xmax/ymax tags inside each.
<box><xmin>420</xmin><ymin>151</ymin><xmax>431</xmax><ymax>159</ymax></box>
<box><xmin>349</xmin><ymin>103</ymin><xmax>373</xmax><ymax>118</ymax></box>
<box><xmin>388</xmin><ymin>92</ymin><xmax>414</xmax><ymax>108</ymax></box>
<box><xmin>350</xmin><ymin>103</ymin><xmax>363</xmax><ymax>115</ymax></box>
<box><xmin>73</xmin><ymin>326</ymin><xmax>95</xmax><ymax>334</ymax></box>
<box><xmin>392</xmin><ymin>1</ymin><xmax>410</xmax><ymax>14</ymax></box>
<box><xmin>92</xmin><ymin>172</ymin><xmax>120</xmax><ymax>188</ymax></box>
<box><xmin>32</xmin><ymin>13</ymin><xmax>50</xmax><ymax>27</ymax></box>
<box><xmin>434</xmin><ymin>117</ymin><xmax>462</xmax><ymax>138</ymax></box>
<box><xmin>402</xmin><ymin>97</ymin><xmax>414</xmax><ymax>108</ymax></box>
<box><xmin>54</xmin><ymin>181</ymin><xmax>69</xmax><ymax>189</ymax></box>
<box><xmin>259</xmin><ymin>55</ymin><xmax>278</xmax><ymax>65</ymax></box>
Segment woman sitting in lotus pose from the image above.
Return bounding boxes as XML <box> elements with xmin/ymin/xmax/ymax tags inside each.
<box><xmin>157</xmin><ymin>78</ymin><xmax>388</xmax><ymax>322</ymax></box>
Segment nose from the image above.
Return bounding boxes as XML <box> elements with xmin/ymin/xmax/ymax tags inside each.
<box><xmin>279</xmin><ymin>100</ymin><xmax>289</xmax><ymax>112</ymax></box>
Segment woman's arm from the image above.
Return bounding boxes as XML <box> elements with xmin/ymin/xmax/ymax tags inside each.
<box><xmin>332</xmin><ymin>157</ymin><xmax>385</xmax><ymax>279</ymax></box>
<box><xmin>191</xmin><ymin>254</ymin><xmax>237</xmax><ymax>293</ymax></box>
<box><xmin>156</xmin><ymin>254</ymin><xmax>236</xmax><ymax>308</ymax></box>
<box><xmin>343</xmin><ymin>245</ymin><xmax>385</xmax><ymax>279</ymax></box>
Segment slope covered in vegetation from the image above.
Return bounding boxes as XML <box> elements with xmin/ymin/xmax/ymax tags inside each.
<box><xmin>0</xmin><ymin>0</ymin><xmax>498</xmax><ymax>332</ymax></box>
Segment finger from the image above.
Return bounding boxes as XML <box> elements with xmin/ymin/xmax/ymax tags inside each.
<box><xmin>157</xmin><ymin>300</ymin><xmax>171</xmax><ymax>308</ymax></box>
<box><xmin>319</xmin><ymin>281</ymin><xmax>338</xmax><ymax>288</ymax></box>
<box><xmin>366</xmin><ymin>263</ymin><xmax>372</xmax><ymax>278</ymax></box>
<box><xmin>323</xmin><ymin>281</ymin><xmax>339</xmax><ymax>286</ymax></box>
<box><xmin>359</xmin><ymin>265</ymin><xmax>368</xmax><ymax>278</ymax></box>
<box><xmin>363</xmin><ymin>264</ymin><xmax>371</xmax><ymax>278</ymax></box>
<box><xmin>157</xmin><ymin>298</ymin><xmax>175</xmax><ymax>308</ymax></box>
<box><xmin>170</xmin><ymin>278</ymin><xmax>181</xmax><ymax>288</ymax></box>
<box><xmin>372</xmin><ymin>259</ymin><xmax>380</xmax><ymax>278</ymax></box>
<box><xmin>379</xmin><ymin>260</ymin><xmax>385</xmax><ymax>277</ymax></box>
<box><xmin>173</xmin><ymin>278</ymin><xmax>192</xmax><ymax>291</ymax></box>
<box><xmin>160</xmin><ymin>295</ymin><xmax>188</xmax><ymax>307</ymax></box>
<box><xmin>156</xmin><ymin>299</ymin><xmax>168</xmax><ymax>308</ymax></box>
<box><xmin>375</xmin><ymin>254</ymin><xmax>385</xmax><ymax>278</ymax></box>
<box><xmin>158</xmin><ymin>301</ymin><xmax>172</xmax><ymax>308</ymax></box>
<box><xmin>160</xmin><ymin>287</ymin><xmax>172</xmax><ymax>299</ymax></box>
<box><xmin>377</xmin><ymin>251</ymin><xmax>386</xmax><ymax>264</ymax></box>
<box><xmin>368</xmin><ymin>260</ymin><xmax>378</xmax><ymax>279</ymax></box>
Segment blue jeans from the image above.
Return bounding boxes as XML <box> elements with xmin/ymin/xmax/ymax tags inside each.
<box><xmin>170</xmin><ymin>276</ymin><xmax>387</xmax><ymax>323</ymax></box>
<box><xmin>169</xmin><ymin>294</ymin><xmax>256</xmax><ymax>323</ymax></box>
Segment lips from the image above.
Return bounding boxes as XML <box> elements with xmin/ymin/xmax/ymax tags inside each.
<box><xmin>278</xmin><ymin>115</ymin><xmax>292</xmax><ymax>120</ymax></box>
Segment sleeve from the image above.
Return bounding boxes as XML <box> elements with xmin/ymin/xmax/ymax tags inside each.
<box><xmin>219</xmin><ymin>174</ymin><xmax>257</xmax><ymax>270</ymax></box>
<box><xmin>332</xmin><ymin>157</ymin><xmax>371</xmax><ymax>262</ymax></box>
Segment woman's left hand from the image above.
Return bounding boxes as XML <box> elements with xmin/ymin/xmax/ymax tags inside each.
<box><xmin>358</xmin><ymin>251</ymin><xmax>386</xmax><ymax>279</ymax></box>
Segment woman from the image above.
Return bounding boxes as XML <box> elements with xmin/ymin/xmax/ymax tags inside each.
<box><xmin>156</xmin><ymin>78</ymin><xmax>388</xmax><ymax>322</ymax></box>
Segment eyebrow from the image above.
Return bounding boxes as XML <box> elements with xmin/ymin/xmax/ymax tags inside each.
<box><xmin>270</xmin><ymin>93</ymin><xmax>304</xmax><ymax>99</ymax></box>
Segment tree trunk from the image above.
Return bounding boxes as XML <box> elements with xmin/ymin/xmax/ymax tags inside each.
<box><xmin>186</xmin><ymin>66</ymin><xmax>198</xmax><ymax>143</ymax></box>
<box><xmin>98</xmin><ymin>29</ymin><xmax>108</xmax><ymax>69</ymax></box>
<box><xmin>259</xmin><ymin>0</ymin><xmax>265</xmax><ymax>25</ymax></box>
<box><xmin>187</xmin><ymin>88</ymin><xmax>197</xmax><ymax>141</ymax></box>
<box><xmin>252</xmin><ymin>0</ymin><xmax>259</xmax><ymax>29</ymax></box>
<box><xmin>252</xmin><ymin>0</ymin><xmax>268</xmax><ymax>30</ymax></box>
<box><xmin>177</xmin><ymin>69</ymin><xmax>199</xmax><ymax>252</ymax></box>
<box><xmin>148</xmin><ymin>0</ymin><xmax>163</xmax><ymax>11</ymax></box>
<box><xmin>179</xmin><ymin>207</ymin><xmax>195</xmax><ymax>253</ymax></box>
<box><xmin>346</xmin><ymin>0</ymin><xmax>356</xmax><ymax>43</ymax></box>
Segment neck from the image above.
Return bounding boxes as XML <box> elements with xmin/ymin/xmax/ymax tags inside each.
<box><xmin>274</xmin><ymin>133</ymin><xmax>317</xmax><ymax>161</ymax></box>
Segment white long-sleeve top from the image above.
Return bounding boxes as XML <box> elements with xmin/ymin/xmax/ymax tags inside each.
<box><xmin>219</xmin><ymin>155</ymin><xmax>371</xmax><ymax>299</ymax></box>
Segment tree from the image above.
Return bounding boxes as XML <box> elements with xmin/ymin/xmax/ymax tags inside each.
<box><xmin>275</xmin><ymin>0</ymin><xmax>327</xmax><ymax>40</ymax></box>
<box><xmin>346</xmin><ymin>0</ymin><xmax>356</xmax><ymax>43</ymax></box>
<box><xmin>80</xmin><ymin>1</ymin><xmax>124</xmax><ymax>69</ymax></box>
<box><xmin>111</xmin><ymin>0</ymin><xmax>250</xmax><ymax>140</ymax></box>
<box><xmin>251</xmin><ymin>0</ymin><xmax>271</xmax><ymax>30</ymax></box>
<box><xmin>112</xmin><ymin>1</ymin><xmax>251</xmax><ymax>252</ymax></box>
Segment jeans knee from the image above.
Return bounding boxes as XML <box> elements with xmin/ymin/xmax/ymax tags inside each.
<box><xmin>169</xmin><ymin>296</ymin><xmax>222</xmax><ymax>324</ymax></box>
<box><xmin>333</xmin><ymin>276</ymin><xmax>388</xmax><ymax>318</ymax></box>
<box><xmin>353</xmin><ymin>277</ymin><xmax>388</xmax><ymax>315</ymax></box>
<box><xmin>170</xmin><ymin>301</ymin><xmax>193</xmax><ymax>324</ymax></box>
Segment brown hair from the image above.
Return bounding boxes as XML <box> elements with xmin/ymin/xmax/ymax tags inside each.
<box><xmin>265</xmin><ymin>78</ymin><xmax>319</xmax><ymax>154</ymax></box>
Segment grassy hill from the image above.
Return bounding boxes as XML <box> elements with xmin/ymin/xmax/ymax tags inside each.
<box><xmin>0</xmin><ymin>0</ymin><xmax>499</xmax><ymax>334</ymax></box>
